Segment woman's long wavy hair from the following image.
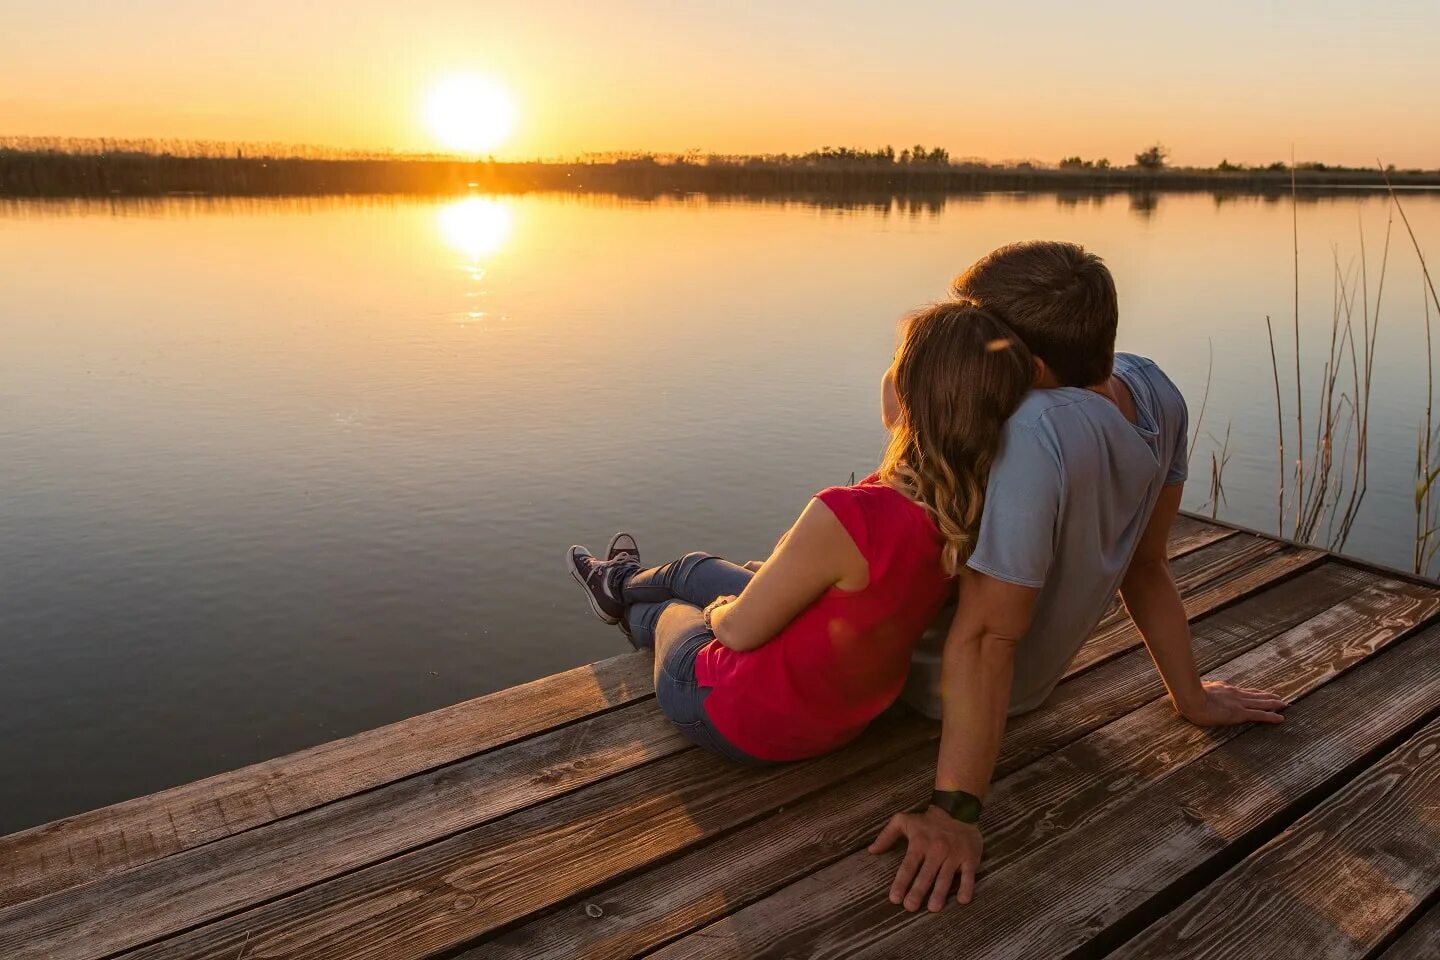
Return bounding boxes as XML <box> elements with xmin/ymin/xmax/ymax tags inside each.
<box><xmin>877</xmin><ymin>302</ymin><xmax>1033</xmax><ymax>575</ymax></box>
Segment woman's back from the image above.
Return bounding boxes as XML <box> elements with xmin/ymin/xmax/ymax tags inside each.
<box><xmin>695</xmin><ymin>478</ymin><xmax>953</xmax><ymax>761</ymax></box>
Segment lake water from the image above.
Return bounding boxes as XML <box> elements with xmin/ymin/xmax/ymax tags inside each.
<box><xmin>4</xmin><ymin>189</ymin><xmax>1439</xmax><ymax>833</ymax></box>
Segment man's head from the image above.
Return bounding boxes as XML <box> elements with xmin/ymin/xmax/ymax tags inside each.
<box><xmin>950</xmin><ymin>241</ymin><xmax>1118</xmax><ymax>387</ymax></box>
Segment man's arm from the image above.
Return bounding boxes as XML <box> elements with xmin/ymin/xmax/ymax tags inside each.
<box><xmin>1119</xmin><ymin>484</ymin><xmax>1288</xmax><ymax>726</ymax></box>
<box><xmin>868</xmin><ymin>568</ymin><xmax>1037</xmax><ymax>912</ymax></box>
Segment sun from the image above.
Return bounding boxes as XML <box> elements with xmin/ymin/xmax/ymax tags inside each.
<box><xmin>423</xmin><ymin>74</ymin><xmax>518</xmax><ymax>154</ymax></box>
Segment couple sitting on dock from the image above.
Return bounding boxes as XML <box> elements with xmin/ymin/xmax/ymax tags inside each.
<box><xmin>566</xmin><ymin>240</ymin><xmax>1288</xmax><ymax>914</ymax></box>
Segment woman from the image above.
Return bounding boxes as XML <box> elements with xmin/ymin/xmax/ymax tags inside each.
<box><xmin>567</xmin><ymin>302</ymin><xmax>1033</xmax><ymax>764</ymax></box>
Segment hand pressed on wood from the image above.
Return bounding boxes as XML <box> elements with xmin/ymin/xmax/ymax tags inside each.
<box><xmin>1179</xmin><ymin>680</ymin><xmax>1288</xmax><ymax>727</ymax></box>
<box><xmin>868</xmin><ymin>805</ymin><xmax>983</xmax><ymax>911</ymax></box>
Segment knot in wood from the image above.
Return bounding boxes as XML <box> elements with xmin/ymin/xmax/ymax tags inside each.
<box><xmin>584</xmin><ymin>902</ymin><xmax>605</xmax><ymax>918</ymax></box>
<box><xmin>453</xmin><ymin>894</ymin><xmax>477</xmax><ymax>911</ymax></box>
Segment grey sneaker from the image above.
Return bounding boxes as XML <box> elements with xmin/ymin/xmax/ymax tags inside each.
<box><xmin>568</xmin><ymin>545</ymin><xmax>625</xmax><ymax>625</ymax></box>
<box><xmin>606</xmin><ymin>532</ymin><xmax>640</xmax><ymax>565</ymax></box>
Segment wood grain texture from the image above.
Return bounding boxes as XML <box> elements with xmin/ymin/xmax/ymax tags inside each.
<box><xmin>832</xmin><ymin>625</ymin><xmax>1440</xmax><ymax>960</ymax></box>
<box><xmin>0</xmin><ymin>651</ymin><xmax>652</xmax><ymax>910</ymax></box>
<box><xmin>1071</xmin><ymin>541</ymin><xmax>1324</xmax><ymax>676</ymax></box>
<box><xmin>1165</xmin><ymin>515</ymin><xmax>1239</xmax><ymax>557</ymax></box>
<box><xmin>0</xmin><ymin>702</ymin><xmax>691</xmax><ymax>960</ymax></box>
<box><xmin>1089</xmin><ymin>530</ymin><xmax>1261</xmax><ymax>633</ymax></box>
<box><xmin>1110</xmin><ymin>711</ymin><xmax>1440</xmax><ymax>959</ymax></box>
<box><xmin>641</xmin><ymin>572</ymin><xmax>1438</xmax><ymax>960</ymax></box>
<box><xmin>123</xmin><ymin>561</ymin><xmax>1368</xmax><ymax>960</ymax></box>
<box><xmin>1378</xmin><ymin>901</ymin><xmax>1440</xmax><ymax>959</ymax></box>
<box><xmin>479</xmin><ymin>561</ymin><xmax>1383</xmax><ymax>960</ymax></box>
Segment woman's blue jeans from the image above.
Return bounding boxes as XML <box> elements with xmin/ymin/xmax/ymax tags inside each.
<box><xmin>618</xmin><ymin>552</ymin><xmax>768</xmax><ymax>765</ymax></box>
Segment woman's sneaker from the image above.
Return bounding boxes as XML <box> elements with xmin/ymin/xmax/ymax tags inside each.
<box><xmin>605</xmin><ymin>532</ymin><xmax>640</xmax><ymax>565</ymax></box>
<box><xmin>567</xmin><ymin>546</ymin><xmax>627</xmax><ymax>625</ymax></box>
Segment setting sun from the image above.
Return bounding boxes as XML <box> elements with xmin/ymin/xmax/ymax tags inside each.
<box><xmin>423</xmin><ymin>74</ymin><xmax>517</xmax><ymax>154</ymax></box>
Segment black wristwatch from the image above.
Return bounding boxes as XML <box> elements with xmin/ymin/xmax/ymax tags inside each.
<box><xmin>930</xmin><ymin>789</ymin><xmax>983</xmax><ymax>824</ymax></box>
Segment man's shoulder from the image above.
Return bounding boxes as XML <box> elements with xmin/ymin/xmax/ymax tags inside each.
<box><xmin>1002</xmin><ymin>385</ymin><xmax>1111</xmax><ymax>448</ymax></box>
<box><xmin>1115</xmin><ymin>352</ymin><xmax>1188</xmax><ymax>417</ymax></box>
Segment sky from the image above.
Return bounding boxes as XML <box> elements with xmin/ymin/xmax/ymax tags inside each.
<box><xmin>2</xmin><ymin>0</ymin><xmax>1438</xmax><ymax>167</ymax></box>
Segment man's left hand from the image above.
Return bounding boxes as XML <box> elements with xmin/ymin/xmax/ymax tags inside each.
<box><xmin>869</xmin><ymin>805</ymin><xmax>983</xmax><ymax>911</ymax></box>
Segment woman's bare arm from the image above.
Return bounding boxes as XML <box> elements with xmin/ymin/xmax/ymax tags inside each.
<box><xmin>710</xmin><ymin>498</ymin><xmax>865</xmax><ymax>652</ymax></box>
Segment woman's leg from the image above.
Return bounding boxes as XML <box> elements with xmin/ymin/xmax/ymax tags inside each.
<box><xmin>626</xmin><ymin>599</ymin><xmax>706</xmax><ymax>684</ymax></box>
<box><xmin>629</xmin><ymin>598</ymin><xmax>769</xmax><ymax>766</ymax></box>
<box><xmin>620</xmin><ymin>552</ymin><xmax>753</xmax><ymax>609</ymax></box>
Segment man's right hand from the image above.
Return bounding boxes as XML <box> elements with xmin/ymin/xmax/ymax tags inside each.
<box><xmin>1178</xmin><ymin>679</ymin><xmax>1287</xmax><ymax>727</ymax></box>
<box><xmin>868</xmin><ymin>805</ymin><xmax>984</xmax><ymax>911</ymax></box>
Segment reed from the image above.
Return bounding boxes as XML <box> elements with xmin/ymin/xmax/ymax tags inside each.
<box><xmin>1257</xmin><ymin>171</ymin><xmax>1387</xmax><ymax>555</ymax></box>
<box><xmin>1380</xmin><ymin>164</ymin><xmax>1440</xmax><ymax>573</ymax></box>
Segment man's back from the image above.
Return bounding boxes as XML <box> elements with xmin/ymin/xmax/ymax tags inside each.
<box><xmin>905</xmin><ymin>353</ymin><xmax>1188</xmax><ymax>715</ymax></box>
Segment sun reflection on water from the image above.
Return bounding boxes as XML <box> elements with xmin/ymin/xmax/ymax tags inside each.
<box><xmin>436</xmin><ymin>197</ymin><xmax>513</xmax><ymax>260</ymax></box>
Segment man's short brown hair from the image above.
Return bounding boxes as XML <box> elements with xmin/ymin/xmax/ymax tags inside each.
<box><xmin>950</xmin><ymin>241</ymin><xmax>1118</xmax><ymax>387</ymax></box>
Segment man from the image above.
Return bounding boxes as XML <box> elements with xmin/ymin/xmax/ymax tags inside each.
<box><xmin>869</xmin><ymin>241</ymin><xmax>1289</xmax><ymax>912</ymax></box>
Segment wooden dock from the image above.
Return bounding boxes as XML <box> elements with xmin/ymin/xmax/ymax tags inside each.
<box><xmin>3</xmin><ymin>515</ymin><xmax>1440</xmax><ymax>959</ymax></box>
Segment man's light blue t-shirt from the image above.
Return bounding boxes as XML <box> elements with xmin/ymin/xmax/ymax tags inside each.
<box><xmin>966</xmin><ymin>352</ymin><xmax>1189</xmax><ymax>713</ymax></box>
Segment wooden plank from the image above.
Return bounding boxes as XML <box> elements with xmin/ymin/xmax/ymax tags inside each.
<box><xmin>0</xmin><ymin>651</ymin><xmax>653</xmax><ymax>910</ymax></box>
<box><xmin>1072</xmin><ymin>542</ymin><xmax>1325</xmax><ymax>676</ymax></box>
<box><xmin>611</xmin><ymin>571</ymin><xmax>1437</xmax><ymax>960</ymax></box>
<box><xmin>0</xmin><ymin>704</ymin><xmax>691</xmax><ymax>960</ymax></box>
<box><xmin>115</xmin><ymin>561</ymin><xmax>1372</xmax><ymax>960</ymax></box>
<box><xmin>0</xmin><ymin>506</ymin><xmax>1226</xmax><ymax>912</ymax></box>
<box><xmin>1110</xmin><ymin>709</ymin><xmax>1440</xmax><ymax>959</ymax></box>
<box><xmin>1178</xmin><ymin>510</ymin><xmax>1440</xmax><ymax>593</ymax></box>
<box><xmin>1379</xmin><ymin>902</ymin><xmax>1440</xmax><ymax>959</ymax></box>
<box><xmin>1166</xmin><ymin>514</ymin><xmax>1239</xmax><ymax>557</ymax></box>
<box><xmin>1089</xmin><ymin>530</ymin><xmax>1260</xmax><ymax>633</ymax></box>
<box><xmin>814</xmin><ymin>625</ymin><xmax>1440</xmax><ymax>960</ymax></box>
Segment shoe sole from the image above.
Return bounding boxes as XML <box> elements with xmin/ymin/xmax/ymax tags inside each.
<box><xmin>567</xmin><ymin>547</ymin><xmax>621</xmax><ymax>625</ymax></box>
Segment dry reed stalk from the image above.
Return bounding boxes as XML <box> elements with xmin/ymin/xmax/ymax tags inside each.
<box><xmin>1265</xmin><ymin>315</ymin><xmax>1286</xmax><ymax>535</ymax></box>
<box><xmin>1291</xmin><ymin>157</ymin><xmax>1305</xmax><ymax>538</ymax></box>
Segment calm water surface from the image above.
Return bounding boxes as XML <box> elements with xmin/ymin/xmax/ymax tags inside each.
<box><xmin>3</xmin><ymin>190</ymin><xmax>1439</xmax><ymax>832</ymax></box>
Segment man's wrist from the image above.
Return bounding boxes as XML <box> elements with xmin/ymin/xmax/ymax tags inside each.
<box><xmin>1171</xmin><ymin>682</ymin><xmax>1207</xmax><ymax>717</ymax></box>
<box><xmin>929</xmin><ymin>788</ymin><xmax>983</xmax><ymax>824</ymax></box>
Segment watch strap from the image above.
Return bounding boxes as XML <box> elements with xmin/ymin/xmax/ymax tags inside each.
<box><xmin>931</xmin><ymin>789</ymin><xmax>983</xmax><ymax>824</ymax></box>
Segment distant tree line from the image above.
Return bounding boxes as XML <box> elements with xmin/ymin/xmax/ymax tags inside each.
<box><xmin>0</xmin><ymin>136</ymin><xmax>1417</xmax><ymax>177</ymax></box>
<box><xmin>0</xmin><ymin>136</ymin><xmax>1429</xmax><ymax>198</ymax></box>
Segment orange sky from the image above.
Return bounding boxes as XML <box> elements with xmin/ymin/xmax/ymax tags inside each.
<box><xmin>3</xmin><ymin>1</ymin><xmax>1437</xmax><ymax>167</ymax></box>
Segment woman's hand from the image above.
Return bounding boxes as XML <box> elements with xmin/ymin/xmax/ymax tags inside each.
<box><xmin>869</xmin><ymin>806</ymin><xmax>983</xmax><ymax>911</ymax></box>
<box><xmin>1178</xmin><ymin>680</ymin><xmax>1288</xmax><ymax>727</ymax></box>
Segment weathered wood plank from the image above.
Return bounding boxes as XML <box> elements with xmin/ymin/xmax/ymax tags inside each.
<box><xmin>477</xmin><ymin>561</ymin><xmax>1382</xmax><ymax>960</ymax></box>
<box><xmin>1072</xmin><ymin>541</ymin><xmax>1324</xmax><ymax>676</ymax></box>
<box><xmin>0</xmin><ymin>651</ymin><xmax>652</xmax><ymax>910</ymax></box>
<box><xmin>1166</xmin><ymin>514</ymin><xmax>1239</xmax><ymax>556</ymax></box>
<box><xmin>1110</xmin><ymin>705</ymin><xmax>1440</xmax><ymax>959</ymax></box>
<box><xmin>625</xmin><ymin>572</ymin><xmax>1438</xmax><ymax>960</ymax></box>
<box><xmin>829</xmin><ymin>626</ymin><xmax>1440</xmax><ymax>960</ymax></box>
<box><xmin>0</xmin><ymin>704</ymin><xmax>692</xmax><ymax>960</ymax></box>
<box><xmin>1089</xmin><ymin>529</ymin><xmax>1260</xmax><ymax>633</ymax></box>
<box><xmin>116</xmin><ymin>561</ymin><xmax>1370</xmax><ymax>960</ymax></box>
<box><xmin>1379</xmin><ymin>902</ymin><xmax>1440</xmax><ymax>959</ymax></box>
